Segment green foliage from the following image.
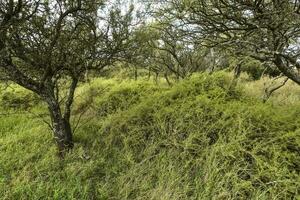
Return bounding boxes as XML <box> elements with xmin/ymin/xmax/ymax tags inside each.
<box><xmin>228</xmin><ymin>57</ymin><xmax>281</xmax><ymax>80</ymax></box>
<box><xmin>0</xmin><ymin>85</ymin><xmax>40</xmax><ymax>110</ymax></box>
<box><xmin>95</xmin><ymin>81</ymin><xmax>162</xmax><ymax>117</ymax></box>
<box><xmin>0</xmin><ymin>72</ymin><xmax>299</xmax><ymax>199</ymax></box>
<box><xmin>241</xmin><ymin>60</ymin><xmax>265</xmax><ymax>80</ymax></box>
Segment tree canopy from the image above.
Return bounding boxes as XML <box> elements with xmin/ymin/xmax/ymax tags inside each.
<box><xmin>161</xmin><ymin>0</ymin><xmax>300</xmax><ymax>83</ymax></box>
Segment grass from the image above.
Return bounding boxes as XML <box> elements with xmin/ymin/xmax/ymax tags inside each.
<box><xmin>240</xmin><ymin>73</ymin><xmax>300</xmax><ymax>106</ymax></box>
<box><xmin>0</xmin><ymin>72</ymin><xmax>299</xmax><ymax>199</ymax></box>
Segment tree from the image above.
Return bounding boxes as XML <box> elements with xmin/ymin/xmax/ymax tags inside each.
<box><xmin>0</xmin><ymin>0</ymin><xmax>134</xmax><ymax>156</ymax></box>
<box><xmin>149</xmin><ymin>24</ymin><xmax>207</xmax><ymax>79</ymax></box>
<box><xmin>163</xmin><ymin>0</ymin><xmax>300</xmax><ymax>84</ymax></box>
<box><xmin>130</xmin><ymin>21</ymin><xmax>210</xmax><ymax>84</ymax></box>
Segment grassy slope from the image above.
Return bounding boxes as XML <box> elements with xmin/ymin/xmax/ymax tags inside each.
<box><xmin>0</xmin><ymin>72</ymin><xmax>299</xmax><ymax>200</ymax></box>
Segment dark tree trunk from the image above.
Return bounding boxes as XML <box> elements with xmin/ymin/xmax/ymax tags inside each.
<box><xmin>155</xmin><ymin>72</ymin><xmax>159</xmax><ymax>84</ymax></box>
<box><xmin>176</xmin><ymin>66</ymin><xmax>180</xmax><ymax>81</ymax></box>
<box><xmin>274</xmin><ymin>55</ymin><xmax>300</xmax><ymax>85</ymax></box>
<box><xmin>147</xmin><ymin>67</ymin><xmax>151</xmax><ymax>81</ymax></box>
<box><xmin>47</xmin><ymin>100</ymin><xmax>74</xmax><ymax>156</ymax></box>
<box><xmin>41</xmin><ymin>77</ymin><xmax>78</xmax><ymax>157</ymax></box>
<box><xmin>134</xmin><ymin>66</ymin><xmax>138</xmax><ymax>81</ymax></box>
<box><xmin>164</xmin><ymin>72</ymin><xmax>172</xmax><ymax>86</ymax></box>
<box><xmin>234</xmin><ymin>61</ymin><xmax>242</xmax><ymax>79</ymax></box>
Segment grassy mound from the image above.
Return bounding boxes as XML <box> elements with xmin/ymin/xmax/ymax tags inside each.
<box><xmin>0</xmin><ymin>72</ymin><xmax>299</xmax><ymax>199</ymax></box>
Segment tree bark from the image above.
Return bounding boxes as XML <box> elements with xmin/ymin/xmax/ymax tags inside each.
<box><xmin>274</xmin><ymin>55</ymin><xmax>300</xmax><ymax>85</ymax></box>
<box><xmin>155</xmin><ymin>72</ymin><xmax>159</xmax><ymax>84</ymax></box>
<box><xmin>164</xmin><ymin>72</ymin><xmax>172</xmax><ymax>86</ymax></box>
<box><xmin>41</xmin><ymin>77</ymin><xmax>78</xmax><ymax>157</ymax></box>
<box><xmin>47</xmin><ymin>99</ymin><xmax>74</xmax><ymax>156</ymax></box>
<box><xmin>262</xmin><ymin>77</ymin><xmax>288</xmax><ymax>103</ymax></box>
<box><xmin>134</xmin><ymin>66</ymin><xmax>138</xmax><ymax>81</ymax></box>
<box><xmin>53</xmin><ymin>117</ymin><xmax>73</xmax><ymax>154</ymax></box>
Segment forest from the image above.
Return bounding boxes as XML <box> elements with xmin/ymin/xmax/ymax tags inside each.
<box><xmin>0</xmin><ymin>0</ymin><xmax>299</xmax><ymax>199</ymax></box>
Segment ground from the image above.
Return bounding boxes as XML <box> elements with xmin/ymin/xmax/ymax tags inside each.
<box><xmin>0</xmin><ymin>72</ymin><xmax>299</xmax><ymax>199</ymax></box>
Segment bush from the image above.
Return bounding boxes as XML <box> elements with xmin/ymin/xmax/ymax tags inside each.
<box><xmin>0</xmin><ymin>72</ymin><xmax>299</xmax><ymax>199</ymax></box>
<box><xmin>0</xmin><ymin>85</ymin><xmax>40</xmax><ymax>110</ymax></box>
<box><xmin>229</xmin><ymin>57</ymin><xmax>281</xmax><ymax>80</ymax></box>
<box><xmin>96</xmin><ymin>72</ymin><xmax>299</xmax><ymax>199</ymax></box>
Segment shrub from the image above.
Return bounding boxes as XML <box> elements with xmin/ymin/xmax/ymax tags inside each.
<box><xmin>0</xmin><ymin>85</ymin><xmax>40</xmax><ymax>110</ymax></box>
<box><xmin>1</xmin><ymin>72</ymin><xmax>299</xmax><ymax>199</ymax></box>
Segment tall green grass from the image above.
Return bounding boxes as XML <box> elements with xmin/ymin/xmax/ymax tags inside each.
<box><xmin>0</xmin><ymin>72</ymin><xmax>299</xmax><ymax>199</ymax></box>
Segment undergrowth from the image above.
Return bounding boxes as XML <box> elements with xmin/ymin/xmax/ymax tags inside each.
<box><xmin>0</xmin><ymin>72</ymin><xmax>299</xmax><ymax>199</ymax></box>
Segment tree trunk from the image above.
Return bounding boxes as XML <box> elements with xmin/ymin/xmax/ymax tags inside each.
<box><xmin>47</xmin><ymin>101</ymin><xmax>74</xmax><ymax>156</ymax></box>
<box><xmin>274</xmin><ymin>55</ymin><xmax>300</xmax><ymax>85</ymax></box>
<box><xmin>228</xmin><ymin>61</ymin><xmax>242</xmax><ymax>91</ymax></box>
<box><xmin>48</xmin><ymin>99</ymin><xmax>74</xmax><ymax>157</ymax></box>
<box><xmin>164</xmin><ymin>72</ymin><xmax>172</xmax><ymax>86</ymax></box>
<box><xmin>262</xmin><ymin>77</ymin><xmax>288</xmax><ymax>103</ymax></box>
<box><xmin>41</xmin><ymin>87</ymin><xmax>74</xmax><ymax>157</ymax></box>
<box><xmin>234</xmin><ymin>61</ymin><xmax>242</xmax><ymax>79</ymax></box>
<box><xmin>134</xmin><ymin>66</ymin><xmax>138</xmax><ymax>81</ymax></box>
<box><xmin>40</xmin><ymin>77</ymin><xmax>77</xmax><ymax>157</ymax></box>
<box><xmin>147</xmin><ymin>67</ymin><xmax>151</xmax><ymax>81</ymax></box>
<box><xmin>155</xmin><ymin>72</ymin><xmax>159</xmax><ymax>84</ymax></box>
